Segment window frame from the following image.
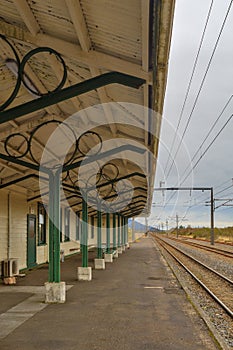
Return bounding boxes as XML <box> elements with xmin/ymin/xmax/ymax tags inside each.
<box><xmin>37</xmin><ymin>202</ymin><xmax>47</xmax><ymax>246</ymax></box>
<box><xmin>76</xmin><ymin>212</ymin><xmax>81</xmax><ymax>241</ymax></box>
<box><xmin>64</xmin><ymin>207</ymin><xmax>70</xmax><ymax>242</ymax></box>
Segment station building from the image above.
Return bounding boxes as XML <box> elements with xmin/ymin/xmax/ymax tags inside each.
<box><xmin>0</xmin><ymin>0</ymin><xmax>175</xmax><ymax>301</ymax></box>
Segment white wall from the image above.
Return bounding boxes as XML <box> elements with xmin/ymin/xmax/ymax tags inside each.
<box><xmin>0</xmin><ymin>190</ymin><xmax>27</xmax><ymax>270</ymax></box>
<box><xmin>0</xmin><ymin>189</ymin><xmax>130</xmax><ymax>272</ymax></box>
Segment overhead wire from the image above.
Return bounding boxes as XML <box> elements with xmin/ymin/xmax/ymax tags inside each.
<box><xmin>179</xmin><ymin>95</ymin><xmax>233</xmax><ymax>181</ymax></box>
<box><xmin>155</xmin><ymin>1</ymin><xmax>233</xmax><ymax>225</ymax></box>
<box><xmin>163</xmin><ymin>0</ymin><xmax>214</xmax><ymax>176</ymax></box>
<box><xmin>165</xmin><ymin>0</ymin><xmax>233</xmax><ymax>180</ymax></box>
<box><xmin>180</xmin><ymin>111</ymin><xmax>233</xmax><ymax>184</ymax></box>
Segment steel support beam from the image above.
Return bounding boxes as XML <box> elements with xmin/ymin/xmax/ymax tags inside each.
<box><xmin>117</xmin><ymin>214</ymin><xmax>121</xmax><ymax>247</ymax></box>
<box><xmin>0</xmin><ymin>72</ymin><xmax>145</xmax><ymax>124</ymax></box>
<box><xmin>121</xmin><ymin>215</ymin><xmax>124</xmax><ymax>246</ymax></box>
<box><xmin>106</xmin><ymin>212</ymin><xmax>110</xmax><ymax>253</ymax></box>
<box><xmin>97</xmin><ymin>206</ymin><xmax>102</xmax><ymax>259</ymax></box>
<box><xmin>48</xmin><ymin>169</ymin><xmax>61</xmax><ymax>283</ymax></box>
<box><xmin>113</xmin><ymin>213</ymin><xmax>117</xmax><ymax>250</ymax></box>
<box><xmin>82</xmin><ymin>193</ymin><xmax>88</xmax><ymax>267</ymax></box>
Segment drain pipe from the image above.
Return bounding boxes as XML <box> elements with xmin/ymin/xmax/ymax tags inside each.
<box><xmin>7</xmin><ymin>191</ymin><xmax>11</xmax><ymax>260</ymax></box>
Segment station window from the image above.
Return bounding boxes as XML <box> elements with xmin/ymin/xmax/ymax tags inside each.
<box><xmin>64</xmin><ymin>208</ymin><xmax>70</xmax><ymax>241</ymax></box>
<box><xmin>91</xmin><ymin>216</ymin><xmax>95</xmax><ymax>239</ymax></box>
<box><xmin>76</xmin><ymin>212</ymin><xmax>81</xmax><ymax>241</ymax></box>
<box><xmin>38</xmin><ymin>202</ymin><xmax>46</xmax><ymax>245</ymax></box>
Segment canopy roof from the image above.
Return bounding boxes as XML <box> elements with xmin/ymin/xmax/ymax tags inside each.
<box><xmin>0</xmin><ymin>0</ymin><xmax>175</xmax><ymax>217</ymax></box>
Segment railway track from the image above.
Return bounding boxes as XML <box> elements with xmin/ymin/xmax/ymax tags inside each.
<box><xmin>153</xmin><ymin>235</ymin><xmax>233</xmax><ymax>319</ymax></box>
<box><xmin>167</xmin><ymin>236</ymin><xmax>233</xmax><ymax>259</ymax></box>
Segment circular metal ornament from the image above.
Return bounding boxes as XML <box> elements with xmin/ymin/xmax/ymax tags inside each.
<box><xmin>29</xmin><ymin>120</ymin><xmax>77</xmax><ymax>167</ymax></box>
<box><xmin>77</xmin><ymin>131</ymin><xmax>102</xmax><ymax>157</ymax></box>
<box><xmin>100</xmin><ymin>162</ymin><xmax>119</xmax><ymax>181</ymax></box>
<box><xmin>96</xmin><ymin>174</ymin><xmax>114</xmax><ymax>199</ymax></box>
<box><xmin>4</xmin><ymin>133</ymin><xmax>29</xmax><ymax>159</ymax></box>
<box><xmin>0</xmin><ymin>35</ymin><xmax>21</xmax><ymax>111</ymax></box>
<box><xmin>19</xmin><ymin>47</ymin><xmax>67</xmax><ymax>96</ymax></box>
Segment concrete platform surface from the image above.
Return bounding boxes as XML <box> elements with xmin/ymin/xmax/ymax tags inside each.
<box><xmin>0</xmin><ymin>238</ymin><xmax>218</xmax><ymax>350</ymax></box>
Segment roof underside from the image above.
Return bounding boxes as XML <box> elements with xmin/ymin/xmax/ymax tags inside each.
<box><xmin>0</xmin><ymin>0</ymin><xmax>175</xmax><ymax>217</ymax></box>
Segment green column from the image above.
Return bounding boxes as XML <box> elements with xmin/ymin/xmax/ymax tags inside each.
<box><xmin>113</xmin><ymin>213</ymin><xmax>117</xmax><ymax>250</ymax></box>
<box><xmin>82</xmin><ymin>193</ymin><xmax>88</xmax><ymax>267</ymax></box>
<box><xmin>121</xmin><ymin>215</ymin><xmax>124</xmax><ymax>246</ymax></box>
<box><xmin>117</xmin><ymin>214</ymin><xmax>121</xmax><ymax>247</ymax></box>
<box><xmin>106</xmin><ymin>212</ymin><xmax>110</xmax><ymax>253</ymax></box>
<box><xmin>126</xmin><ymin>217</ymin><xmax>128</xmax><ymax>244</ymax></box>
<box><xmin>97</xmin><ymin>206</ymin><xmax>102</xmax><ymax>259</ymax></box>
<box><xmin>48</xmin><ymin>169</ymin><xmax>61</xmax><ymax>283</ymax></box>
<box><xmin>48</xmin><ymin>172</ymin><xmax>54</xmax><ymax>282</ymax></box>
<box><xmin>123</xmin><ymin>216</ymin><xmax>126</xmax><ymax>245</ymax></box>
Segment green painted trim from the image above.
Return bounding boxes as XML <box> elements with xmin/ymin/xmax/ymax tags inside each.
<box><xmin>97</xmin><ymin>209</ymin><xmax>102</xmax><ymax>259</ymax></box>
<box><xmin>48</xmin><ymin>173</ymin><xmax>54</xmax><ymax>282</ymax></box>
<box><xmin>53</xmin><ymin>170</ymin><xmax>61</xmax><ymax>282</ymax></box>
<box><xmin>0</xmin><ymin>72</ymin><xmax>144</xmax><ymax>124</ymax></box>
<box><xmin>48</xmin><ymin>170</ymin><xmax>61</xmax><ymax>283</ymax></box>
<box><xmin>113</xmin><ymin>213</ymin><xmax>117</xmax><ymax>250</ymax></box>
<box><xmin>117</xmin><ymin>214</ymin><xmax>121</xmax><ymax>247</ymax></box>
<box><xmin>106</xmin><ymin>212</ymin><xmax>110</xmax><ymax>254</ymax></box>
<box><xmin>63</xmin><ymin>147</ymin><xmax>146</xmax><ymax>172</ymax></box>
<box><xmin>82</xmin><ymin>195</ymin><xmax>88</xmax><ymax>267</ymax></box>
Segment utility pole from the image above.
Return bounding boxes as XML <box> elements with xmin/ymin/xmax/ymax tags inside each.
<box><xmin>145</xmin><ymin>217</ymin><xmax>148</xmax><ymax>233</ymax></box>
<box><xmin>166</xmin><ymin>219</ymin><xmax>168</xmax><ymax>236</ymax></box>
<box><xmin>176</xmin><ymin>214</ymin><xmax>179</xmax><ymax>238</ymax></box>
<box><xmin>210</xmin><ymin>188</ymin><xmax>214</xmax><ymax>245</ymax></box>
<box><xmin>154</xmin><ymin>187</ymin><xmax>215</xmax><ymax>245</ymax></box>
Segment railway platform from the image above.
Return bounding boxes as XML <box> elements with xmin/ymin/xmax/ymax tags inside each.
<box><xmin>0</xmin><ymin>237</ymin><xmax>219</xmax><ymax>350</ymax></box>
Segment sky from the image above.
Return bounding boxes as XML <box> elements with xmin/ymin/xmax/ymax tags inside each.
<box><xmin>147</xmin><ymin>0</ymin><xmax>233</xmax><ymax>229</ymax></box>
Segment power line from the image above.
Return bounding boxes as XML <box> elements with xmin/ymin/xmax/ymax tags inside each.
<box><xmin>215</xmin><ymin>182</ymin><xmax>233</xmax><ymax>196</ymax></box>
<box><xmin>163</xmin><ymin>0</ymin><xmax>214</xmax><ymax>175</ymax></box>
<box><xmin>180</xmin><ymin>95</ymin><xmax>233</xmax><ymax>181</ymax></box>
<box><xmin>165</xmin><ymin>0</ymin><xmax>233</xmax><ymax>180</ymax></box>
<box><xmin>182</xmin><ymin>112</ymin><xmax>233</xmax><ymax>184</ymax></box>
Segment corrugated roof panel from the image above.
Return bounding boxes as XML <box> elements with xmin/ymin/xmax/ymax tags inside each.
<box><xmin>27</xmin><ymin>0</ymin><xmax>79</xmax><ymax>44</ymax></box>
<box><xmin>0</xmin><ymin>0</ymin><xmax>28</xmax><ymax>31</ymax></box>
<box><xmin>80</xmin><ymin>0</ymin><xmax>142</xmax><ymax>63</ymax></box>
<box><xmin>107</xmin><ymin>85</ymin><xmax>144</xmax><ymax>105</ymax></box>
<box><xmin>65</xmin><ymin>58</ymin><xmax>92</xmax><ymax>82</ymax></box>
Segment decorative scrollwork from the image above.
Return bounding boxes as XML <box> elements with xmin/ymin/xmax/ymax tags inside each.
<box><xmin>0</xmin><ymin>35</ymin><xmax>21</xmax><ymax>111</ymax></box>
<box><xmin>28</xmin><ymin>120</ymin><xmax>77</xmax><ymax>167</ymax></box>
<box><xmin>19</xmin><ymin>47</ymin><xmax>67</xmax><ymax>96</ymax></box>
<box><xmin>2</xmin><ymin>120</ymin><xmax>103</xmax><ymax>171</ymax></box>
<box><xmin>74</xmin><ymin>161</ymin><xmax>120</xmax><ymax>206</ymax></box>
<box><xmin>99</xmin><ymin>162</ymin><xmax>119</xmax><ymax>181</ymax></box>
<box><xmin>4</xmin><ymin>133</ymin><xmax>29</xmax><ymax>159</ymax></box>
<box><xmin>76</xmin><ymin>131</ymin><xmax>102</xmax><ymax>157</ymax></box>
<box><xmin>0</xmin><ymin>35</ymin><xmax>68</xmax><ymax>109</ymax></box>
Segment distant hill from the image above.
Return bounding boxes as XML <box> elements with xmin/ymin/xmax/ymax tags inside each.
<box><xmin>128</xmin><ymin>219</ymin><xmax>159</xmax><ymax>232</ymax></box>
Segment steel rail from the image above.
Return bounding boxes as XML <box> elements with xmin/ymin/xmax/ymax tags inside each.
<box><xmin>168</xmin><ymin>236</ymin><xmax>233</xmax><ymax>259</ymax></box>
<box><xmin>153</xmin><ymin>235</ymin><xmax>233</xmax><ymax>318</ymax></box>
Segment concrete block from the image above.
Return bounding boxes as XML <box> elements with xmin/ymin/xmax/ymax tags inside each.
<box><xmin>122</xmin><ymin>245</ymin><xmax>126</xmax><ymax>252</ymax></box>
<box><xmin>104</xmin><ymin>253</ymin><xmax>113</xmax><ymax>263</ymax></box>
<box><xmin>77</xmin><ymin>267</ymin><xmax>92</xmax><ymax>281</ymax></box>
<box><xmin>113</xmin><ymin>251</ymin><xmax>119</xmax><ymax>258</ymax></box>
<box><xmin>45</xmin><ymin>282</ymin><xmax>66</xmax><ymax>304</ymax></box>
<box><xmin>3</xmin><ymin>277</ymin><xmax>16</xmax><ymax>285</ymax></box>
<box><xmin>125</xmin><ymin>243</ymin><xmax>130</xmax><ymax>249</ymax></box>
<box><xmin>94</xmin><ymin>259</ymin><xmax>105</xmax><ymax>270</ymax></box>
<box><xmin>117</xmin><ymin>247</ymin><xmax>123</xmax><ymax>254</ymax></box>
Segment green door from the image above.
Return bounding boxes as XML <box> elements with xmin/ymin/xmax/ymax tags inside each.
<box><xmin>27</xmin><ymin>214</ymin><xmax>37</xmax><ymax>268</ymax></box>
